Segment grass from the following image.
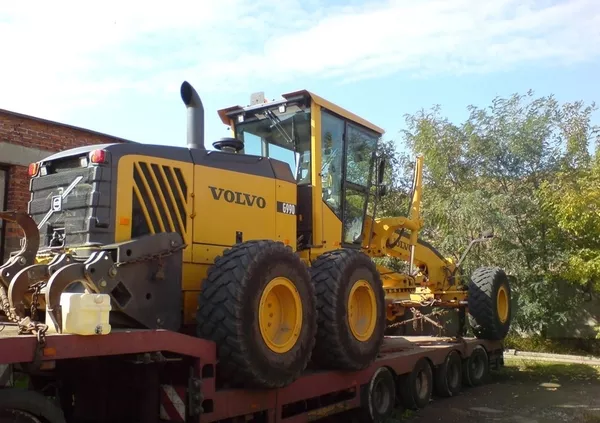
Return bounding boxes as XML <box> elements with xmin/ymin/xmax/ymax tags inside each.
<box><xmin>500</xmin><ymin>356</ymin><xmax>600</xmax><ymax>382</ymax></box>
<box><xmin>504</xmin><ymin>334</ymin><xmax>600</xmax><ymax>357</ymax></box>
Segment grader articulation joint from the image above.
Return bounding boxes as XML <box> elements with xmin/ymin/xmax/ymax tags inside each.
<box><xmin>0</xmin><ymin>81</ymin><xmax>512</xmax><ymax>390</ymax></box>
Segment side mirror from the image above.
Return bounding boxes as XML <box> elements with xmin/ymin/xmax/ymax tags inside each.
<box><xmin>377</xmin><ymin>157</ymin><xmax>386</xmax><ymax>184</ymax></box>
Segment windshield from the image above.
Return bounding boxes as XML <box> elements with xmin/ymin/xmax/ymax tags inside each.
<box><xmin>235</xmin><ymin>103</ymin><xmax>312</xmax><ymax>184</ymax></box>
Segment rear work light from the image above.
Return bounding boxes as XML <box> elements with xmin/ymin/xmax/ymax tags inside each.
<box><xmin>28</xmin><ymin>162</ymin><xmax>39</xmax><ymax>177</ymax></box>
<box><xmin>90</xmin><ymin>149</ymin><xmax>107</xmax><ymax>164</ymax></box>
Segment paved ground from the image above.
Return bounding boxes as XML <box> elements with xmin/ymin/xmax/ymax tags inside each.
<box><xmin>400</xmin><ymin>358</ymin><xmax>600</xmax><ymax>423</ymax></box>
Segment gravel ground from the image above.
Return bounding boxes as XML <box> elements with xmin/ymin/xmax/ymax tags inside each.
<box><xmin>400</xmin><ymin>358</ymin><xmax>600</xmax><ymax>423</ymax></box>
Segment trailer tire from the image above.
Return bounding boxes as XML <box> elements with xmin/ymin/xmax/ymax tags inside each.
<box><xmin>360</xmin><ymin>367</ymin><xmax>396</xmax><ymax>423</ymax></box>
<box><xmin>468</xmin><ymin>267</ymin><xmax>511</xmax><ymax>340</ymax></box>
<box><xmin>397</xmin><ymin>358</ymin><xmax>433</xmax><ymax>410</ymax></box>
<box><xmin>0</xmin><ymin>389</ymin><xmax>66</xmax><ymax>423</ymax></box>
<box><xmin>434</xmin><ymin>350</ymin><xmax>462</xmax><ymax>397</ymax></box>
<box><xmin>196</xmin><ymin>240</ymin><xmax>317</xmax><ymax>389</ymax></box>
<box><xmin>463</xmin><ymin>345</ymin><xmax>489</xmax><ymax>387</ymax></box>
<box><xmin>0</xmin><ymin>409</ymin><xmax>42</xmax><ymax>423</ymax></box>
<box><xmin>309</xmin><ymin>249</ymin><xmax>386</xmax><ymax>370</ymax></box>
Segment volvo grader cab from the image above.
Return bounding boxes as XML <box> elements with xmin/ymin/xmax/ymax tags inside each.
<box><xmin>0</xmin><ymin>82</ymin><xmax>512</xmax><ymax>389</ymax></box>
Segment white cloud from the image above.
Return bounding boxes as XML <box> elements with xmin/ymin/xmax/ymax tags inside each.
<box><xmin>0</xmin><ymin>0</ymin><xmax>598</xmax><ymax>122</ymax></box>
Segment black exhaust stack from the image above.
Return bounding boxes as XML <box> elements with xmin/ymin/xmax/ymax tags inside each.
<box><xmin>180</xmin><ymin>81</ymin><xmax>206</xmax><ymax>151</ymax></box>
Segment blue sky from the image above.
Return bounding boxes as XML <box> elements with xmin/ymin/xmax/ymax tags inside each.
<box><xmin>1</xmin><ymin>0</ymin><xmax>599</xmax><ymax>155</ymax></box>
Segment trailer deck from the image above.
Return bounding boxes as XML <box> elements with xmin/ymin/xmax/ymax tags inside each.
<box><xmin>0</xmin><ymin>325</ymin><xmax>503</xmax><ymax>423</ymax></box>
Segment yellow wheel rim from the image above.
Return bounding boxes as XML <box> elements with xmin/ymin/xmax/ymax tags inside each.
<box><xmin>497</xmin><ymin>285</ymin><xmax>509</xmax><ymax>324</ymax></box>
<box><xmin>259</xmin><ymin>277</ymin><xmax>303</xmax><ymax>354</ymax></box>
<box><xmin>348</xmin><ymin>280</ymin><xmax>377</xmax><ymax>342</ymax></box>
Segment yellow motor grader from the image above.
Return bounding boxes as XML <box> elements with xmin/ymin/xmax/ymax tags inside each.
<box><xmin>0</xmin><ymin>81</ymin><xmax>512</xmax><ymax>389</ymax></box>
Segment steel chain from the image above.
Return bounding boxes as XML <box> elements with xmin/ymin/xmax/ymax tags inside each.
<box><xmin>0</xmin><ymin>281</ymin><xmax>48</xmax><ymax>353</ymax></box>
<box><xmin>386</xmin><ymin>307</ymin><xmax>448</xmax><ymax>332</ymax></box>
<box><xmin>0</xmin><ymin>285</ymin><xmax>18</xmax><ymax>323</ymax></box>
<box><xmin>114</xmin><ymin>243</ymin><xmax>187</xmax><ymax>267</ymax></box>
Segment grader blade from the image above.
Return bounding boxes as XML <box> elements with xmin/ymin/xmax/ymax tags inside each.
<box><xmin>0</xmin><ymin>212</ymin><xmax>40</xmax><ymax>289</ymax></box>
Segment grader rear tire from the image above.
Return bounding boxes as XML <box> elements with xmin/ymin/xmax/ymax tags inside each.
<box><xmin>467</xmin><ymin>267</ymin><xmax>511</xmax><ymax>340</ymax></box>
<box><xmin>196</xmin><ymin>240</ymin><xmax>317</xmax><ymax>389</ymax></box>
<box><xmin>309</xmin><ymin>249</ymin><xmax>386</xmax><ymax>370</ymax></box>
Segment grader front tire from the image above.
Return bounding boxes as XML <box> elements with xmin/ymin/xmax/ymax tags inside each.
<box><xmin>196</xmin><ymin>240</ymin><xmax>317</xmax><ymax>389</ymax></box>
<box><xmin>467</xmin><ymin>267</ymin><xmax>512</xmax><ymax>340</ymax></box>
<box><xmin>310</xmin><ymin>249</ymin><xmax>386</xmax><ymax>371</ymax></box>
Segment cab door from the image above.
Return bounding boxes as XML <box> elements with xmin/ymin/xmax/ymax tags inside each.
<box><xmin>319</xmin><ymin>110</ymin><xmax>379</xmax><ymax>246</ymax></box>
<box><xmin>341</xmin><ymin>123</ymin><xmax>378</xmax><ymax>245</ymax></box>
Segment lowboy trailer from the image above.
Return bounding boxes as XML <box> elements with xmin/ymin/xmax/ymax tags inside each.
<box><xmin>0</xmin><ymin>327</ymin><xmax>503</xmax><ymax>423</ymax></box>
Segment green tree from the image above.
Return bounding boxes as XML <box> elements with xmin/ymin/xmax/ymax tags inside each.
<box><xmin>540</xmin><ymin>154</ymin><xmax>600</xmax><ymax>290</ymax></box>
<box><xmin>394</xmin><ymin>91</ymin><xmax>599</xmax><ymax>335</ymax></box>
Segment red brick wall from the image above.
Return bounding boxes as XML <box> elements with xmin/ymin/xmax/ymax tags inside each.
<box><xmin>0</xmin><ymin>110</ymin><xmax>129</xmax><ymax>258</ymax></box>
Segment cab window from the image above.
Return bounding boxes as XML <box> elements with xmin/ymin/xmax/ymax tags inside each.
<box><xmin>321</xmin><ymin>111</ymin><xmax>345</xmax><ymax>216</ymax></box>
<box><xmin>234</xmin><ymin>104</ymin><xmax>312</xmax><ymax>184</ymax></box>
<box><xmin>342</xmin><ymin>123</ymin><xmax>378</xmax><ymax>244</ymax></box>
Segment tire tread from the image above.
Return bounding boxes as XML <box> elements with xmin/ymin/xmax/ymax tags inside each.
<box><xmin>197</xmin><ymin>240</ymin><xmax>317</xmax><ymax>388</ymax></box>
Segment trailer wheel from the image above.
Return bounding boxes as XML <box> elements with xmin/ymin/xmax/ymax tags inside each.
<box><xmin>309</xmin><ymin>249</ymin><xmax>386</xmax><ymax>370</ymax></box>
<box><xmin>468</xmin><ymin>267</ymin><xmax>511</xmax><ymax>340</ymax></box>
<box><xmin>359</xmin><ymin>367</ymin><xmax>396</xmax><ymax>423</ymax></box>
<box><xmin>196</xmin><ymin>240</ymin><xmax>317</xmax><ymax>388</ymax></box>
<box><xmin>463</xmin><ymin>345</ymin><xmax>489</xmax><ymax>387</ymax></box>
<box><xmin>397</xmin><ymin>357</ymin><xmax>433</xmax><ymax>410</ymax></box>
<box><xmin>0</xmin><ymin>409</ymin><xmax>42</xmax><ymax>423</ymax></box>
<box><xmin>0</xmin><ymin>389</ymin><xmax>66</xmax><ymax>423</ymax></box>
<box><xmin>434</xmin><ymin>350</ymin><xmax>462</xmax><ymax>397</ymax></box>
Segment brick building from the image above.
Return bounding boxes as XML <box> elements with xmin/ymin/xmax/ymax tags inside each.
<box><xmin>0</xmin><ymin>108</ymin><xmax>132</xmax><ymax>259</ymax></box>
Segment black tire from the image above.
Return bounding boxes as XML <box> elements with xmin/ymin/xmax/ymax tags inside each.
<box><xmin>468</xmin><ymin>267</ymin><xmax>512</xmax><ymax>340</ymax></box>
<box><xmin>196</xmin><ymin>240</ymin><xmax>317</xmax><ymax>388</ymax></box>
<box><xmin>0</xmin><ymin>389</ymin><xmax>66</xmax><ymax>423</ymax></box>
<box><xmin>434</xmin><ymin>350</ymin><xmax>462</xmax><ymax>397</ymax></box>
<box><xmin>360</xmin><ymin>367</ymin><xmax>396</xmax><ymax>423</ymax></box>
<box><xmin>397</xmin><ymin>358</ymin><xmax>433</xmax><ymax>410</ymax></box>
<box><xmin>0</xmin><ymin>409</ymin><xmax>42</xmax><ymax>423</ymax></box>
<box><xmin>310</xmin><ymin>249</ymin><xmax>386</xmax><ymax>370</ymax></box>
<box><xmin>463</xmin><ymin>345</ymin><xmax>489</xmax><ymax>387</ymax></box>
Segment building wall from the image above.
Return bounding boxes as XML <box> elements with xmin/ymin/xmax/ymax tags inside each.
<box><xmin>0</xmin><ymin>109</ymin><xmax>131</xmax><ymax>259</ymax></box>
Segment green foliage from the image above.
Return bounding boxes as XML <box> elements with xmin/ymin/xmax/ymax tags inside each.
<box><xmin>505</xmin><ymin>333</ymin><xmax>600</xmax><ymax>356</ymax></box>
<box><xmin>387</xmin><ymin>90</ymin><xmax>600</xmax><ymax>335</ymax></box>
<box><xmin>539</xmin><ymin>158</ymin><xmax>600</xmax><ymax>290</ymax></box>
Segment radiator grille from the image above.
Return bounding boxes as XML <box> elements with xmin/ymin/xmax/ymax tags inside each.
<box><xmin>132</xmin><ymin>162</ymin><xmax>188</xmax><ymax>240</ymax></box>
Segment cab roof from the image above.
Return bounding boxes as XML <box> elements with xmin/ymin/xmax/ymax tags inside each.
<box><xmin>217</xmin><ymin>89</ymin><xmax>385</xmax><ymax>135</ymax></box>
